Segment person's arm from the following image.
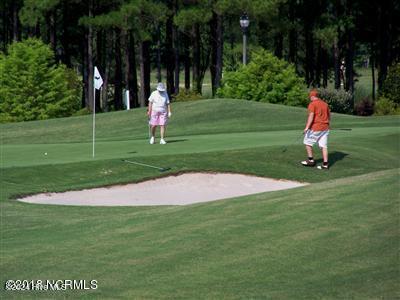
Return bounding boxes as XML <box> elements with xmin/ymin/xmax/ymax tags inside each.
<box><xmin>167</xmin><ymin>103</ymin><xmax>171</xmax><ymax>117</ymax></box>
<box><xmin>166</xmin><ymin>94</ymin><xmax>171</xmax><ymax>117</ymax></box>
<box><xmin>147</xmin><ymin>102</ymin><xmax>152</xmax><ymax>117</ymax></box>
<box><xmin>304</xmin><ymin>112</ymin><xmax>314</xmax><ymax>134</ymax></box>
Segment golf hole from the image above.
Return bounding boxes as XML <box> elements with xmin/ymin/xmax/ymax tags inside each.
<box><xmin>18</xmin><ymin>173</ymin><xmax>308</xmax><ymax>206</ymax></box>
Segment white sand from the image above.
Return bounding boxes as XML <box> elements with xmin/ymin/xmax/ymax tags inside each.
<box><xmin>18</xmin><ymin>172</ymin><xmax>307</xmax><ymax>206</ymax></box>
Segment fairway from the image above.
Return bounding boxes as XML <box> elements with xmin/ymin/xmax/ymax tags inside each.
<box><xmin>1</xmin><ymin>99</ymin><xmax>399</xmax><ymax>298</ymax></box>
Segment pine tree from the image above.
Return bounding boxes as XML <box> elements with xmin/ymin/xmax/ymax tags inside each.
<box><xmin>0</xmin><ymin>39</ymin><xmax>81</xmax><ymax>122</ymax></box>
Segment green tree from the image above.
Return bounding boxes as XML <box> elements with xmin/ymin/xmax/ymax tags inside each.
<box><xmin>0</xmin><ymin>39</ymin><xmax>81</xmax><ymax>122</ymax></box>
<box><xmin>380</xmin><ymin>63</ymin><xmax>400</xmax><ymax>105</ymax></box>
<box><xmin>217</xmin><ymin>50</ymin><xmax>307</xmax><ymax>106</ymax></box>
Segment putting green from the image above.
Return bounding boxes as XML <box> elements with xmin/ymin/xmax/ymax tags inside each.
<box><xmin>2</xmin><ymin>126</ymin><xmax>398</xmax><ymax>168</ymax></box>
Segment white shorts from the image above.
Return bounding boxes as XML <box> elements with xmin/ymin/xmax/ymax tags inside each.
<box><xmin>303</xmin><ymin>130</ymin><xmax>329</xmax><ymax>148</ymax></box>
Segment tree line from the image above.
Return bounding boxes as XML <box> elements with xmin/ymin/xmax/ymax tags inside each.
<box><xmin>1</xmin><ymin>0</ymin><xmax>399</xmax><ymax>112</ymax></box>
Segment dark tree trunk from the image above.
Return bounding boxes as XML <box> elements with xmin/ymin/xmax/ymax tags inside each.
<box><xmin>377</xmin><ymin>1</ymin><xmax>392</xmax><ymax>91</ymax></box>
<box><xmin>60</xmin><ymin>1</ymin><xmax>71</xmax><ymax>66</ymax></box>
<box><xmin>83</xmin><ymin>32</ymin><xmax>89</xmax><ymax>109</ymax></box>
<box><xmin>274</xmin><ymin>33</ymin><xmax>283</xmax><ymax>59</ymax></box>
<box><xmin>192</xmin><ymin>24</ymin><xmax>201</xmax><ymax>94</ymax></box>
<box><xmin>123</xmin><ymin>28</ymin><xmax>130</xmax><ymax>104</ymax></box>
<box><xmin>165</xmin><ymin>10</ymin><xmax>175</xmax><ymax>96</ymax></box>
<box><xmin>1</xmin><ymin>1</ymin><xmax>8</xmax><ymax>51</ymax></box>
<box><xmin>47</xmin><ymin>10</ymin><xmax>56</xmax><ymax>51</ymax></box>
<box><xmin>333</xmin><ymin>0</ymin><xmax>342</xmax><ymax>89</ymax></box>
<box><xmin>344</xmin><ymin>30</ymin><xmax>354</xmax><ymax>94</ymax></box>
<box><xmin>288</xmin><ymin>1</ymin><xmax>297</xmax><ymax>69</ymax></box>
<box><xmin>344</xmin><ymin>0</ymin><xmax>355</xmax><ymax>105</ymax></box>
<box><xmin>114</xmin><ymin>29</ymin><xmax>123</xmax><ymax>110</ymax></box>
<box><xmin>304</xmin><ymin>21</ymin><xmax>314</xmax><ymax>86</ymax></box>
<box><xmin>215</xmin><ymin>14</ymin><xmax>223</xmax><ymax>94</ymax></box>
<box><xmin>371</xmin><ymin>42</ymin><xmax>376</xmax><ymax>100</ymax></box>
<box><xmin>315</xmin><ymin>42</ymin><xmax>322</xmax><ymax>87</ymax></box>
<box><xmin>34</xmin><ymin>22</ymin><xmax>41</xmax><ymax>38</ymax></box>
<box><xmin>127</xmin><ymin>31</ymin><xmax>139</xmax><ymax>108</ymax></box>
<box><xmin>96</xmin><ymin>29</ymin><xmax>104</xmax><ymax>74</ymax></box>
<box><xmin>229</xmin><ymin>18</ymin><xmax>236</xmax><ymax>70</ymax></box>
<box><xmin>139</xmin><ymin>40</ymin><xmax>151</xmax><ymax>107</ymax></box>
<box><xmin>184</xmin><ymin>34</ymin><xmax>191</xmax><ymax>90</ymax></box>
<box><xmin>12</xmin><ymin>0</ymin><xmax>20</xmax><ymax>41</ymax></box>
<box><xmin>210</xmin><ymin>12</ymin><xmax>223</xmax><ymax>96</ymax></box>
<box><xmin>210</xmin><ymin>14</ymin><xmax>216</xmax><ymax>96</ymax></box>
<box><xmin>87</xmin><ymin>0</ymin><xmax>94</xmax><ymax>111</ymax></box>
<box><xmin>322</xmin><ymin>48</ymin><xmax>328</xmax><ymax>88</ymax></box>
<box><xmin>173</xmin><ymin>26</ymin><xmax>180</xmax><ymax>95</ymax></box>
<box><xmin>156</xmin><ymin>25</ymin><xmax>162</xmax><ymax>83</ymax></box>
<box><xmin>100</xmin><ymin>31</ymin><xmax>112</xmax><ymax>112</ymax></box>
<box><xmin>333</xmin><ymin>37</ymin><xmax>341</xmax><ymax>89</ymax></box>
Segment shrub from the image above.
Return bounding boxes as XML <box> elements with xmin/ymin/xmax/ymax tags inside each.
<box><xmin>374</xmin><ymin>97</ymin><xmax>400</xmax><ymax>115</ymax></box>
<box><xmin>354</xmin><ymin>96</ymin><xmax>374</xmax><ymax>116</ymax></box>
<box><xmin>317</xmin><ymin>88</ymin><xmax>353</xmax><ymax>114</ymax></box>
<box><xmin>0</xmin><ymin>38</ymin><xmax>82</xmax><ymax>123</ymax></box>
<box><xmin>173</xmin><ymin>90</ymin><xmax>203</xmax><ymax>102</ymax></box>
<box><xmin>217</xmin><ymin>49</ymin><xmax>308</xmax><ymax>107</ymax></box>
<box><xmin>380</xmin><ymin>63</ymin><xmax>400</xmax><ymax>104</ymax></box>
<box><xmin>73</xmin><ymin>107</ymin><xmax>91</xmax><ymax>116</ymax></box>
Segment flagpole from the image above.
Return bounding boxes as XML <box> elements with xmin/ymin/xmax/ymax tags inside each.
<box><xmin>92</xmin><ymin>84</ymin><xmax>96</xmax><ymax>158</ymax></box>
<box><xmin>92</xmin><ymin>66</ymin><xmax>103</xmax><ymax>158</ymax></box>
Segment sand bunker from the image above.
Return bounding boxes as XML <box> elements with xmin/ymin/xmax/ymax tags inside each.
<box><xmin>18</xmin><ymin>173</ymin><xmax>307</xmax><ymax>206</ymax></box>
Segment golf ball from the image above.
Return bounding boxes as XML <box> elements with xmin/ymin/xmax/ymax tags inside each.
<box><xmin>44</xmin><ymin>152</ymin><xmax>47</xmax><ymax>156</ymax></box>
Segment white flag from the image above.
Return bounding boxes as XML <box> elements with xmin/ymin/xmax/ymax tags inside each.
<box><xmin>94</xmin><ymin>66</ymin><xmax>103</xmax><ymax>90</ymax></box>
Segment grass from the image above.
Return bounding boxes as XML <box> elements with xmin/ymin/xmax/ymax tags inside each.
<box><xmin>1</xmin><ymin>99</ymin><xmax>399</xmax><ymax>299</ymax></box>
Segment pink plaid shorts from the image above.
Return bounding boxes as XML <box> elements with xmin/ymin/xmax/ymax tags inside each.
<box><xmin>149</xmin><ymin>111</ymin><xmax>168</xmax><ymax>126</ymax></box>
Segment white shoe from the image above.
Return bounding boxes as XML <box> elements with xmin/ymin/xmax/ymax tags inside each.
<box><xmin>160</xmin><ymin>139</ymin><xmax>167</xmax><ymax>145</ymax></box>
<box><xmin>149</xmin><ymin>137</ymin><xmax>155</xmax><ymax>144</ymax></box>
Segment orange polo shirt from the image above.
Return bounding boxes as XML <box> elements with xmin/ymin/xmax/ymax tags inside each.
<box><xmin>308</xmin><ymin>98</ymin><xmax>330</xmax><ymax>131</ymax></box>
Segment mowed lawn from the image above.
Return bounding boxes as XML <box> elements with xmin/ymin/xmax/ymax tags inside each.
<box><xmin>1</xmin><ymin>99</ymin><xmax>399</xmax><ymax>299</ymax></box>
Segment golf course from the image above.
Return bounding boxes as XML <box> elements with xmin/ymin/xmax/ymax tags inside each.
<box><xmin>1</xmin><ymin>99</ymin><xmax>399</xmax><ymax>298</ymax></box>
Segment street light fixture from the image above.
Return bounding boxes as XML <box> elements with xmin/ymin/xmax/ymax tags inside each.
<box><xmin>240</xmin><ymin>13</ymin><xmax>250</xmax><ymax>65</ymax></box>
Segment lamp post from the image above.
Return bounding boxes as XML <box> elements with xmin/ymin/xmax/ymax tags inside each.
<box><xmin>240</xmin><ymin>13</ymin><xmax>250</xmax><ymax>65</ymax></box>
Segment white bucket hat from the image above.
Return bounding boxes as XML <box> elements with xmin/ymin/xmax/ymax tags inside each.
<box><xmin>156</xmin><ymin>82</ymin><xmax>166</xmax><ymax>92</ymax></box>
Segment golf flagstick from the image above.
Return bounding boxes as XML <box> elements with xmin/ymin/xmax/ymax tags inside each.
<box><xmin>93</xmin><ymin>66</ymin><xmax>103</xmax><ymax>158</ymax></box>
<box><xmin>92</xmin><ymin>84</ymin><xmax>96</xmax><ymax>158</ymax></box>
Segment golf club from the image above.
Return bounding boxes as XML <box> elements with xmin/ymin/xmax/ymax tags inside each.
<box><xmin>282</xmin><ymin>133</ymin><xmax>305</xmax><ymax>153</ymax></box>
<box><xmin>122</xmin><ymin>159</ymin><xmax>171</xmax><ymax>172</ymax></box>
<box><xmin>281</xmin><ymin>128</ymin><xmax>352</xmax><ymax>153</ymax></box>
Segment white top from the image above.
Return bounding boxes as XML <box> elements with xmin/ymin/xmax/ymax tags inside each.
<box><xmin>148</xmin><ymin>90</ymin><xmax>170</xmax><ymax>112</ymax></box>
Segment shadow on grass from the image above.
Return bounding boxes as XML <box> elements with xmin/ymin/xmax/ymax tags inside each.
<box><xmin>316</xmin><ymin>151</ymin><xmax>349</xmax><ymax>167</ymax></box>
<box><xmin>167</xmin><ymin>139</ymin><xmax>188</xmax><ymax>144</ymax></box>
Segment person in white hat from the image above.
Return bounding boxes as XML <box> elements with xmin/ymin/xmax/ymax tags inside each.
<box><xmin>147</xmin><ymin>82</ymin><xmax>172</xmax><ymax>144</ymax></box>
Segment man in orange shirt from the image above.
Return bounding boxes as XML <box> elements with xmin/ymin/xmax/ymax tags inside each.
<box><xmin>301</xmin><ymin>89</ymin><xmax>331</xmax><ymax>169</ymax></box>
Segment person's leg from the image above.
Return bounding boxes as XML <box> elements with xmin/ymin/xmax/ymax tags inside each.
<box><xmin>159</xmin><ymin>112</ymin><xmax>168</xmax><ymax>144</ymax></box>
<box><xmin>317</xmin><ymin>131</ymin><xmax>329</xmax><ymax>169</ymax></box>
<box><xmin>306</xmin><ymin>145</ymin><xmax>314</xmax><ymax>160</ymax></box>
<box><xmin>301</xmin><ymin>145</ymin><xmax>315</xmax><ymax>166</ymax></box>
<box><xmin>301</xmin><ymin>130</ymin><xmax>316</xmax><ymax>166</ymax></box>
<box><xmin>151</xmin><ymin>125</ymin><xmax>156</xmax><ymax>137</ymax></box>
<box><xmin>160</xmin><ymin>126</ymin><xmax>165</xmax><ymax>139</ymax></box>
<box><xmin>322</xmin><ymin>147</ymin><xmax>328</xmax><ymax>163</ymax></box>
